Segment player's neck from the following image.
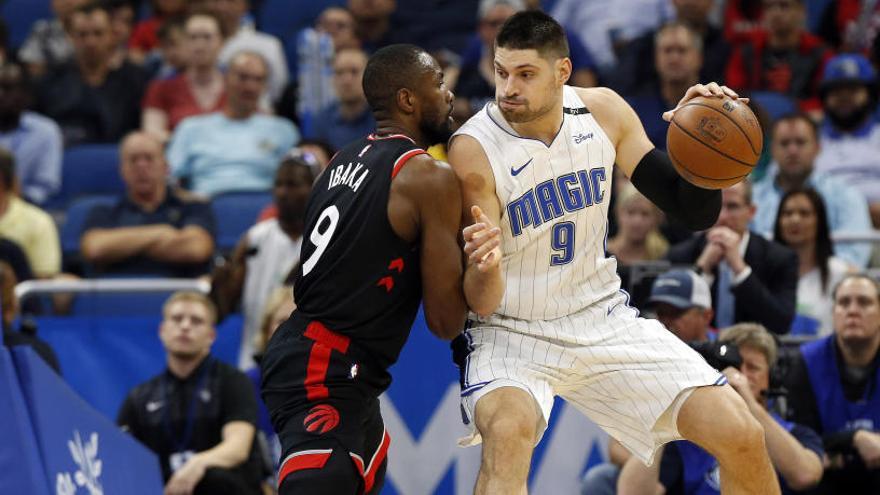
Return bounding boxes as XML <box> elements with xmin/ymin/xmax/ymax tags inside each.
<box><xmin>507</xmin><ymin>101</ymin><xmax>564</xmax><ymax>146</ymax></box>
<box><xmin>374</xmin><ymin>121</ymin><xmax>424</xmax><ymax>147</ymax></box>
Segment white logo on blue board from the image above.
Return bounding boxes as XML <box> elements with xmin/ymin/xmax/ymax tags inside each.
<box><xmin>56</xmin><ymin>430</ymin><xmax>103</xmax><ymax>495</ymax></box>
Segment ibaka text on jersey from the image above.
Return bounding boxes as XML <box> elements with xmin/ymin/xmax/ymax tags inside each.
<box><xmin>507</xmin><ymin>167</ymin><xmax>607</xmax><ymax>236</ymax></box>
<box><xmin>327</xmin><ymin>161</ymin><xmax>371</xmax><ymax>193</ymax></box>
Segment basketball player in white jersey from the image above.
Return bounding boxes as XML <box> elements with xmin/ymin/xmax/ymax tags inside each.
<box><xmin>448</xmin><ymin>11</ymin><xmax>780</xmax><ymax>495</ymax></box>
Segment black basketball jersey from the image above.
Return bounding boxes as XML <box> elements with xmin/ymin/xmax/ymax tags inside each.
<box><xmin>293</xmin><ymin>134</ymin><xmax>427</xmax><ymax>370</ymax></box>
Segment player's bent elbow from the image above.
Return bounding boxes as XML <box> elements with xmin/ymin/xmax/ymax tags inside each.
<box><xmin>425</xmin><ymin>312</ymin><xmax>466</xmax><ymax>341</ymax></box>
<box><xmin>784</xmin><ymin>457</ymin><xmax>823</xmax><ymax>491</ymax></box>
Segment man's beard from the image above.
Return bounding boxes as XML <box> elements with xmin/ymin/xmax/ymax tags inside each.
<box><xmin>827</xmin><ymin>102</ymin><xmax>873</xmax><ymax>132</ymax></box>
<box><xmin>499</xmin><ymin>97</ymin><xmax>555</xmax><ymax>124</ymax></box>
<box><xmin>420</xmin><ymin>117</ymin><xmax>453</xmax><ymax>146</ymax></box>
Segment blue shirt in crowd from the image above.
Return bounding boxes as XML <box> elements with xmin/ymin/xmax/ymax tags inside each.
<box><xmin>168</xmin><ymin>112</ymin><xmax>299</xmax><ymax>197</ymax></box>
<box><xmin>0</xmin><ymin>111</ymin><xmax>62</xmax><ymax>204</ymax></box>
<box><xmin>307</xmin><ymin>103</ymin><xmax>375</xmax><ymax>151</ymax></box>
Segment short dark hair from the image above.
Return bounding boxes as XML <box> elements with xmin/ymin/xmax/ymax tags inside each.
<box><xmin>495</xmin><ymin>10</ymin><xmax>569</xmax><ymax>60</ymax></box>
<box><xmin>362</xmin><ymin>44</ymin><xmax>431</xmax><ymax>114</ymax></box>
<box><xmin>773</xmin><ymin>188</ymin><xmax>834</xmax><ymax>290</ymax></box>
<box><xmin>0</xmin><ymin>147</ymin><xmax>15</xmax><ymax>191</ymax></box>
<box><xmin>158</xmin><ymin>15</ymin><xmax>186</xmax><ymax>42</ymax></box>
<box><xmin>772</xmin><ymin>112</ymin><xmax>819</xmax><ymax>140</ymax></box>
<box><xmin>832</xmin><ymin>273</ymin><xmax>880</xmax><ymax>302</ymax></box>
<box><xmin>66</xmin><ymin>0</ymin><xmax>111</xmax><ymax>26</ymax></box>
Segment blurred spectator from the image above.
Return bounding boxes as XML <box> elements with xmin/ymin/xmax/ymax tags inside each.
<box><xmin>784</xmin><ymin>274</ymin><xmax>880</xmax><ymax>494</ymax></box>
<box><xmin>607</xmin><ymin>183</ymin><xmax>668</xmax><ymax>283</ymax></box>
<box><xmin>168</xmin><ymin>51</ymin><xmax>298</xmax><ymax>197</ymax></box>
<box><xmin>80</xmin><ymin>131</ymin><xmax>215</xmax><ymax>277</ymax></box>
<box><xmin>723</xmin><ymin>0</ymin><xmax>763</xmax><ymax>42</ymax></box>
<box><xmin>147</xmin><ymin>15</ymin><xmax>187</xmax><ymax>80</ymax></box>
<box><xmin>0</xmin><ymin>261</ymin><xmax>60</xmax><ymax>373</ymax></box>
<box><xmin>817</xmin><ymin>0</ymin><xmax>880</xmax><ymax>52</ymax></box>
<box><xmin>774</xmin><ymin>188</ymin><xmax>854</xmax><ymax>336</ymax></box>
<box><xmin>211</xmin><ymin>155</ymin><xmax>313</xmax><ymax>368</ymax></box>
<box><xmin>550</xmin><ymin>0</ymin><xmax>674</xmax><ymax>73</ymax></box>
<box><xmin>666</xmin><ymin>181</ymin><xmax>797</xmax><ymax>334</ymax></box>
<box><xmin>34</xmin><ymin>2</ymin><xmax>146</xmax><ymax>146</ymax></box>
<box><xmin>210</xmin><ymin>0</ymin><xmax>287</xmax><ymax>102</ymax></box>
<box><xmin>753</xmin><ymin>113</ymin><xmax>871</xmax><ymax>268</ymax></box>
<box><xmin>0</xmin><ymin>149</ymin><xmax>60</xmax><ymax>278</ymax></box>
<box><xmin>296</xmin><ymin>139</ymin><xmax>335</xmax><ymax>172</ymax></box>
<box><xmin>106</xmin><ymin>0</ymin><xmax>136</xmax><ymax>69</ymax></box>
<box><xmin>142</xmin><ymin>12</ymin><xmax>226</xmax><ymax>143</ymax></box>
<box><xmin>813</xmin><ymin>54</ymin><xmax>880</xmax><ymax>227</ymax></box>
<box><xmin>619</xmin><ymin>322</ymin><xmax>824</xmax><ymax>494</ymax></box>
<box><xmin>245</xmin><ymin>285</ymin><xmax>295</xmax><ymax>473</ymax></box>
<box><xmin>18</xmin><ymin>0</ymin><xmax>87</xmax><ymax>77</ymax></box>
<box><xmin>725</xmin><ymin>0</ymin><xmax>832</xmax><ymax>112</ymax></box>
<box><xmin>0</xmin><ymin>61</ymin><xmax>62</xmax><ymax>205</ymax></box>
<box><xmin>129</xmin><ymin>0</ymin><xmax>188</xmax><ymax>63</ymax></box>
<box><xmin>348</xmin><ymin>0</ymin><xmax>400</xmax><ymax>53</ymax></box>
<box><xmin>317</xmin><ymin>6</ymin><xmax>361</xmax><ymax>52</ymax></box>
<box><xmin>612</xmin><ymin>0</ymin><xmax>730</xmax><ymax>96</ymax></box>
<box><xmin>307</xmin><ymin>48</ymin><xmax>374</xmax><ymax>150</ymax></box>
<box><xmin>625</xmin><ymin>21</ymin><xmax>702</xmax><ymax>150</ymax></box>
<box><xmin>649</xmin><ymin>268</ymin><xmax>715</xmax><ymax>342</ymax></box>
<box><xmin>117</xmin><ymin>291</ymin><xmax>262</xmax><ymax>494</ymax></box>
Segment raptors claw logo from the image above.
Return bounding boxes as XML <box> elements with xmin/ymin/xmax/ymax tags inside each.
<box><xmin>303</xmin><ymin>404</ymin><xmax>340</xmax><ymax>434</ymax></box>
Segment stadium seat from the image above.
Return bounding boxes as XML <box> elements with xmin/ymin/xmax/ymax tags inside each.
<box><xmin>0</xmin><ymin>0</ymin><xmax>52</xmax><ymax>50</ymax></box>
<box><xmin>45</xmin><ymin>145</ymin><xmax>124</xmax><ymax>210</ymax></box>
<box><xmin>748</xmin><ymin>91</ymin><xmax>797</xmax><ymax>123</ymax></box>
<box><xmin>211</xmin><ymin>191</ymin><xmax>273</xmax><ymax>253</ymax></box>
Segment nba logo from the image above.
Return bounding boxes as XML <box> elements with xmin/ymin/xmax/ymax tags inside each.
<box><xmin>698</xmin><ymin>117</ymin><xmax>727</xmax><ymax>143</ymax></box>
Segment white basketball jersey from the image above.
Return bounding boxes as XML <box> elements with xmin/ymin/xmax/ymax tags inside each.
<box><xmin>453</xmin><ymin>85</ymin><xmax>620</xmax><ymax>322</ymax></box>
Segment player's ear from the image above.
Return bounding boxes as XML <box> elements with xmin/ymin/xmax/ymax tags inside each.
<box><xmin>556</xmin><ymin>57</ymin><xmax>572</xmax><ymax>86</ymax></box>
<box><xmin>397</xmin><ymin>88</ymin><xmax>416</xmax><ymax>114</ymax></box>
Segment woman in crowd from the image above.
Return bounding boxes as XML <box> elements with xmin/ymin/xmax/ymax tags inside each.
<box><xmin>774</xmin><ymin>187</ymin><xmax>853</xmax><ymax>336</ymax></box>
<box><xmin>607</xmin><ymin>182</ymin><xmax>669</xmax><ymax>266</ymax></box>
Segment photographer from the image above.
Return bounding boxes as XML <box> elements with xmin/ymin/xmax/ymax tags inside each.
<box><xmin>619</xmin><ymin>323</ymin><xmax>824</xmax><ymax>495</ymax></box>
<box><xmin>784</xmin><ymin>274</ymin><xmax>880</xmax><ymax>494</ymax></box>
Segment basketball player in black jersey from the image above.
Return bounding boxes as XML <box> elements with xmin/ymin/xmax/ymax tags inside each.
<box><xmin>261</xmin><ymin>44</ymin><xmax>493</xmax><ymax>494</ymax></box>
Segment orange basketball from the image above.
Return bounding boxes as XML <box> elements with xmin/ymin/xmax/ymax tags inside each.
<box><xmin>666</xmin><ymin>96</ymin><xmax>763</xmax><ymax>189</ymax></box>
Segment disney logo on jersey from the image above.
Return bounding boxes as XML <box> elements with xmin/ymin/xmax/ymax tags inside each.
<box><xmin>573</xmin><ymin>132</ymin><xmax>593</xmax><ymax>144</ymax></box>
<box><xmin>510</xmin><ymin>158</ymin><xmax>533</xmax><ymax>176</ymax></box>
<box><xmin>507</xmin><ymin>167</ymin><xmax>607</xmax><ymax>236</ymax></box>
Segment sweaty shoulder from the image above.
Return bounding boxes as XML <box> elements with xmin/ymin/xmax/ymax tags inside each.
<box><xmin>573</xmin><ymin>86</ymin><xmax>629</xmax><ymax>145</ymax></box>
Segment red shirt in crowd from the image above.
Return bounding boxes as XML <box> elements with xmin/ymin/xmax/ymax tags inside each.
<box><xmin>129</xmin><ymin>17</ymin><xmax>163</xmax><ymax>53</ymax></box>
<box><xmin>142</xmin><ymin>74</ymin><xmax>227</xmax><ymax>131</ymax></box>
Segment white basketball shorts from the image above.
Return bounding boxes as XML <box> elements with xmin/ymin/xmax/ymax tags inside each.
<box><xmin>456</xmin><ymin>291</ymin><xmax>725</xmax><ymax>465</ymax></box>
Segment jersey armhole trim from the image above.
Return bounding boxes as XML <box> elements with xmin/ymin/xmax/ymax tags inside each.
<box><xmin>391</xmin><ymin>149</ymin><xmax>428</xmax><ymax>179</ymax></box>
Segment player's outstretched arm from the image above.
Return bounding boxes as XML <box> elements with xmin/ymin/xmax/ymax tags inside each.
<box><xmin>397</xmin><ymin>154</ymin><xmax>468</xmax><ymax>340</ymax></box>
<box><xmin>581</xmin><ymin>85</ymin><xmax>722</xmax><ymax>231</ymax></box>
<box><xmin>448</xmin><ymin>134</ymin><xmax>505</xmax><ymax>317</ymax></box>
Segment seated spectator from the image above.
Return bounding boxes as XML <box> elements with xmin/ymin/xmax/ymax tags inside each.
<box><xmin>117</xmin><ymin>291</ymin><xmax>262</xmax><ymax>495</ymax></box>
<box><xmin>667</xmin><ymin>181</ymin><xmax>798</xmax><ymax>334</ymax></box>
<box><xmin>611</xmin><ymin>0</ymin><xmax>730</xmax><ymax>96</ymax></box>
<box><xmin>210</xmin><ymin>0</ymin><xmax>287</xmax><ymax>102</ymax></box>
<box><xmin>211</xmin><ymin>155</ymin><xmax>313</xmax><ymax>368</ymax></box>
<box><xmin>348</xmin><ymin>0</ymin><xmax>402</xmax><ymax>53</ymax></box>
<box><xmin>725</xmin><ymin>0</ymin><xmax>832</xmax><ymax>112</ymax></box>
<box><xmin>753</xmin><ymin>113</ymin><xmax>871</xmax><ymax>268</ymax></box>
<box><xmin>18</xmin><ymin>0</ymin><xmax>85</xmax><ymax>77</ymax></box>
<box><xmin>80</xmin><ymin>131</ymin><xmax>215</xmax><ymax>277</ymax></box>
<box><xmin>296</xmin><ymin>139</ymin><xmax>335</xmax><ymax>172</ymax></box>
<box><xmin>146</xmin><ymin>15</ymin><xmax>188</xmax><ymax>81</ymax></box>
<box><xmin>129</xmin><ymin>0</ymin><xmax>188</xmax><ymax>63</ymax></box>
<box><xmin>106</xmin><ymin>0</ymin><xmax>135</xmax><ymax>69</ymax></box>
<box><xmin>34</xmin><ymin>1</ymin><xmax>147</xmax><ymax>146</ymax></box>
<box><xmin>607</xmin><ymin>183</ymin><xmax>668</xmax><ymax>283</ymax></box>
<box><xmin>142</xmin><ymin>11</ymin><xmax>227</xmax><ymax>143</ymax></box>
<box><xmin>784</xmin><ymin>273</ymin><xmax>880</xmax><ymax>494</ymax></box>
<box><xmin>0</xmin><ymin>61</ymin><xmax>62</xmax><ymax>204</ymax></box>
<box><xmin>774</xmin><ymin>188</ymin><xmax>854</xmax><ymax>336</ymax></box>
<box><xmin>0</xmin><ymin>261</ymin><xmax>60</xmax><ymax>373</ymax></box>
<box><xmin>317</xmin><ymin>6</ymin><xmax>361</xmax><ymax>52</ymax></box>
<box><xmin>168</xmin><ymin>51</ymin><xmax>298</xmax><ymax>197</ymax></box>
<box><xmin>619</xmin><ymin>322</ymin><xmax>824</xmax><ymax>494</ymax></box>
<box><xmin>307</xmin><ymin>48</ymin><xmax>374</xmax><ymax>150</ymax></box>
<box><xmin>245</xmin><ymin>285</ymin><xmax>295</xmax><ymax>474</ymax></box>
<box><xmin>0</xmin><ymin>149</ymin><xmax>60</xmax><ymax>278</ymax></box>
<box><xmin>723</xmin><ymin>0</ymin><xmax>763</xmax><ymax>42</ymax></box>
<box><xmin>626</xmin><ymin>21</ymin><xmax>702</xmax><ymax>151</ymax></box>
<box><xmin>582</xmin><ymin>268</ymin><xmax>714</xmax><ymax>495</ymax></box>
<box><xmin>817</xmin><ymin>0</ymin><xmax>880</xmax><ymax>52</ymax></box>
<box><xmin>813</xmin><ymin>54</ymin><xmax>880</xmax><ymax>227</ymax></box>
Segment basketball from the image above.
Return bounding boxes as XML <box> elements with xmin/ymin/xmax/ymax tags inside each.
<box><xmin>666</xmin><ymin>96</ymin><xmax>763</xmax><ymax>189</ymax></box>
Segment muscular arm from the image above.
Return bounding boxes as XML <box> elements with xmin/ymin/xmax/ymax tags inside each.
<box><xmin>394</xmin><ymin>154</ymin><xmax>468</xmax><ymax>339</ymax></box>
<box><xmin>579</xmin><ymin>86</ymin><xmax>721</xmax><ymax>231</ymax></box>
<box><xmin>192</xmin><ymin>421</ymin><xmax>255</xmax><ymax>468</ymax></box>
<box><xmin>146</xmin><ymin>225</ymin><xmax>215</xmax><ymax>263</ymax></box>
<box><xmin>81</xmin><ymin>224</ymin><xmax>174</xmax><ymax>264</ymax></box>
<box><xmin>751</xmin><ymin>406</ymin><xmax>823</xmax><ymax>490</ymax></box>
<box><xmin>448</xmin><ymin>134</ymin><xmax>506</xmax><ymax>317</ymax></box>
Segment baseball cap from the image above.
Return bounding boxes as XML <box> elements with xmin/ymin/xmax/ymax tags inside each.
<box><xmin>820</xmin><ymin>54</ymin><xmax>877</xmax><ymax>93</ymax></box>
<box><xmin>648</xmin><ymin>269</ymin><xmax>711</xmax><ymax>310</ymax></box>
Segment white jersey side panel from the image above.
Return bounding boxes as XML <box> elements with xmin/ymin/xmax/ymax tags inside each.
<box><xmin>453</xmin><ymin>85</ymin><xmax>620</xmax><ymax>322</ymax></box>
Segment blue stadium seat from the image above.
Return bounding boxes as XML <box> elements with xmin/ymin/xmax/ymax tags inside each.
<box><xmin>0</xmin><ymin>0</ymin><xmax>52</xmax><ymax>50</ymax></box>
<box><xmin>46</xmin><ymin>145</ymin><xmax>124</xmax><ymax>210</ymax></box>
<box><xmin>60</xmin><ymin>195</ymin><xmax>117</xmax><ymax>256</ymax></box>
<box><xmin>749</xmin><ymin>91</ymin><xmax>797</xmax><ymax>122</ymax></box>
<box><xmin>211</xmin><ymin>191</ymin><xmax>273</xmax><ymax>253</ymax></box>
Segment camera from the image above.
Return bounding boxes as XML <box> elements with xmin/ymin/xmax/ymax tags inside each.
<box><xmin>689</xmin><ymin>340</ymin><xmax>742</xmax><ymax>371</ymax></box>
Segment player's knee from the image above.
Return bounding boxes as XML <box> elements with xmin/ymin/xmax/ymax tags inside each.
<box><xmin>480</xmin><ymin>412</ymin><xmax>537</xmax><ymax>449</ymax></box>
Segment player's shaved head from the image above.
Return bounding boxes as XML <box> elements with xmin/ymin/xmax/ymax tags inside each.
<box><xmin>362</xmin><ymin>44</ymin><xmax>434</xmax><ymax>114</ymax></box>
<box><xmin>496</xmin><ymin>10</ymin><xmax>569</xmax><ymax>60</ymax></box>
